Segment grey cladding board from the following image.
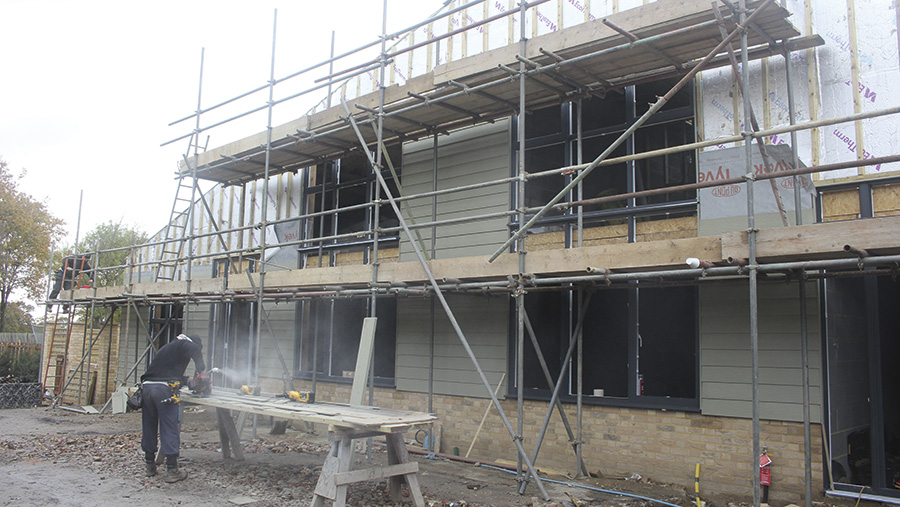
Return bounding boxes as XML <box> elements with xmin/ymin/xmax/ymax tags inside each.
<box><xmin>117</xmin><ymin>305</ymin><xmax>152</xmax><ymax>386</ymax></box>
<box><xmin>400</xmin><ymin>120</ymin><xmax>511</xmax><ymax>262</ymax></box>
<box><xmin>184</xmin><ymin>307</ymin><xmax>213</xmax><ymax>376</ymax></box>
<box><xmin>257</xmin><ymin>302</ymin><xmax>296</xmax><ymax>381</ymax></box>
<box><xmin>699</xmin><ymin>281</ymin><xmax>823</xmax><ymax>423</ymax></box>
<box><xmin>395</xmin><ymin>294</ymin><xmax>508</xmax><ymax>398</ymax></box>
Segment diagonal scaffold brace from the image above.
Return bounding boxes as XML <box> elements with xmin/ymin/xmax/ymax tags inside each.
<box><xmin>340</xmin><ymin>98</ymin><xmax>552</xmax><ymax>501</ymax></box>
<box><xmin>487</xmin><ymin>0</ymin><xmax>778</xmax><ymax>263</ymax></box>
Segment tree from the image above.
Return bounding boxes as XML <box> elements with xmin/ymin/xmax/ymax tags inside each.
<box><xmin>53</xmin><ymin>220</ymin><xmax>147</xmax><ymax>325</ymax></box>
<box><xmin>73</xmin><ymin>219</ymin><xmax>148</xmax><ymax>287</ymax></box>
<box><xmin>0</xmin><ymin>160</ymin><xmax>64</xmax><ymax>332</ymax></box>
<box><xmin>1</xmin><ymin>301</ymin><xmax>37</xmax><ymax>334</ymax></box>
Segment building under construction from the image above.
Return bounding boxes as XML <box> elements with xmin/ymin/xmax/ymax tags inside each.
<box><xmin>41</xmin><ymin>0</ymin><xmax>900</xmax><ymax>505</ymax></box>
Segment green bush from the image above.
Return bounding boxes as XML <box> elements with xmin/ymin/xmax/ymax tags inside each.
<box><xmin>0</xmin><ymin>347</ymin><xmax>41</xmax><ymax>383</ymax></box>
<box><xmin>0</xmin><ymin>348</ymin><xmax>12</xmax><ymax>377</ymax></box>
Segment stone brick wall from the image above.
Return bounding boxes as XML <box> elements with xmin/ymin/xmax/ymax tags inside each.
<box><xmin>278</xmin><ymin>377</ymin><xmax>824</xmax><ymax>504</ymax></box>
<box><xmin>41</xmin><ymin>317</ymin><xmax>120</xmax><ymax>406</ymax></box>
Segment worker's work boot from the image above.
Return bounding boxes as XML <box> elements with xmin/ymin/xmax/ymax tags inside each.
<box><xmin>144</xmin><ymin>461</ymin><xmax>157</xmax><ymax>477</ymax></box>
<box><xmin>164</xmin><ymin>467</ymin><xmax>188</xmax><ymax>483</ymax></box>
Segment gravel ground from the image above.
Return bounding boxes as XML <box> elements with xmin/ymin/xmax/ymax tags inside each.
<box><xmin>0</xmin><ymin>405</ymin><xmax>859</xmax><ymax>507</ymax></box>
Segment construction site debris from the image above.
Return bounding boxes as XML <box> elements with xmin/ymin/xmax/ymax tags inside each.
<box><xmin>0</xmin><ymin>408</ymin><xmax>869</xmax><ymax>507</ymax></box>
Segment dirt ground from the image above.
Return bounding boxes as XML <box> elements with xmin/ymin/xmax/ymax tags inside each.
<box><xmin>0</xmin><ymin>406</ymin><xmax>870</xmax><ymax>507</ymax></box>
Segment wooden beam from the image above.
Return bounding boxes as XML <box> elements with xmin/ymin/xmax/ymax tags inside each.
<box><xmin>349</xmin><ymin>318</ymin><xmax>377</xmax><ymax>406</ymax></box>
<box><xmin>334</xmin><ymin>462</ymin><xmax>419</xmax><ymax>486</ymax></box>
<box><xmin>215</xmin><ymin>407</ymin><xmax>245</xmax><ymax>461</ymax></box>
<box><xmin>230</xmin><ymin>235</ymin><xmax>723</xmax><ymax>292</ymax></box>
<box><xmin>721</xmin><ymin>215</ymin><xmax>900</xmax><ymax>262</ymax></box>
<box><xmin>225</xmin><ymin>217</ymin><xmax>900</xmax><ymax>292</ymax></box>
<box><xmin>182</xmin><ymin>390</ymin><xmax>435</xmax><ymax>433</ymax></box>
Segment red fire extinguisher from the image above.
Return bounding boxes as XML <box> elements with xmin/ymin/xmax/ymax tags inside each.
<box><xmin>759</xmin><ymin>447</ymin><xmax>773</xmax><ymax>503</ymax></box>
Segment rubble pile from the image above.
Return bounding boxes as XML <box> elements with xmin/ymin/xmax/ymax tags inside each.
<box><xmin>0</xmin><ymin>411</ymin><xmax>706</xmax><ymax>507</ymax></box>
<box><xmin>0</xmin><ymin>430</ymin><xmax>469</xmax><ymax>506</ymax></box>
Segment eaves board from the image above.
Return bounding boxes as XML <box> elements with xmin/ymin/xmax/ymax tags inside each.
<box><xmin>181</xmin><ymin>0</ymin><xmax>815</xmax><ymax>185</ymax></box>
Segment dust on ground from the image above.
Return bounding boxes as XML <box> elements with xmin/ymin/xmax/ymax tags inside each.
<box><xmin>0</xmin><ymin>406</ymin><xmax>867</xmax><ymax>507</ymax></box>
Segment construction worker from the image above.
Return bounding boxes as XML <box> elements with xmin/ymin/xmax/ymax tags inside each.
<box><xmin>48</xmin><ymin>254</ymin><xmax>93</xmax><ymax>307</ymax></box>
<box><xmin>140</xmin><ymin>333</ymin><xmax>205</xmax><ymax>483</ymax></box>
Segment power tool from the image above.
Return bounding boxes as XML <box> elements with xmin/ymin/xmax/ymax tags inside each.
<box><xmin>278</xmin><ymin>390</ymin><xmax>315</xmax><ymax>403</ymax></box>
<box><xmin>240</xmin><ymin>385</ymin><xmax>259</xmax><ymax>395</ymax></box>
<box><xmin>160</xmin><ymin>381</ymin><xmax>183</xmax><ymax>405</ymax></box>
<box><xmin>187</xmin><ymin>371</ymin><xmax>212</xmax><ymax>396</ymax></box>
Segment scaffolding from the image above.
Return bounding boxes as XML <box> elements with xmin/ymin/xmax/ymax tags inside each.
<box><xmin>42</xmin><ymin>0</ymin><xmax>900</xmax><ymax>505</ymax></box>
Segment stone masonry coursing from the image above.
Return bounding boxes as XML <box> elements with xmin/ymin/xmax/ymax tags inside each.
<box><xmin>259</xmin><ymin>378</ymin><xmax>824</xmax><ymax>504</ymax></box>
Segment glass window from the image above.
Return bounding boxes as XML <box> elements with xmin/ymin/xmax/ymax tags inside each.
<box><xmin>581</xmin><ymin>289</ymin><xmax>630</xmax><ymax>397</ymax></box>
<box><xmin>524</xmin><ymin>144</ymin><xmax>567</xmax><ymax>214</ymax></box>
<box><xmin>149</xmin><ymin>303</ymin><xmax>184</xmax><ymax>349</ymax></box>
<box><xmin>526</xmin><ymin>105</ymin><xmax>565</xmax><ymax>139</ymax></box>
<box><xmin>516</xmin><ymin>285</ymin><xmax>698</xmax><ymax>408</ymax></box>
<box><xmin>636</xmin><ymin>286</ymin><xmax>697</xmax><ymax>399</ymax></box>
<box><xmin>582</xmin><ymin>92</ymin><xmax>627</xmax><ymax>132</ymax></box>
<box><xmin>303</xmin><ymin>145</ymin><xmax>402</xmax><ymax>253</ymax></box>
<box><xmin>515</xmin><ymin>78</ymin><xmax>696</xmax><ymax>228</ymax></box>
<box><xmin>635</xmin><ymin>78</ymin><xmax>693</xmax><ymax>113</ymax></box>
<box><xmin>297</xmin><ymin>297</ymin><xmax>396</xmax><ymax>382</ymax></box>
<box><xmin>523</xmin><ymin>291</ymin><xmax>565</xmax><ymax>390</ymax></box>
<box><xmin>577</xmin><ymin>135</ymin><xmax>628</xmax><ymax>212</ymax></box>
<box><xmin>634</xmin><ymin>120</ymin><xmax>696</xmax><ymax>204</ymax></box>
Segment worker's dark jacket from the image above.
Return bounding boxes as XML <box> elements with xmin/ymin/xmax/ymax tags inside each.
<box><xmin>49</xmin><ymin>255</ymin><xmax>93</xmax><ymax>299</ymax></box>
<box><xmin>140</xmin><ymin>338</ymin><xmax>204</xmax><ymax>461</ymax></box>
<box><xmin>141</xmin><ymin>339</ymin><xmax>205</xmax><ymax>383</ymax></box>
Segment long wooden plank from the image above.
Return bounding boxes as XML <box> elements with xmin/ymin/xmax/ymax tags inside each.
<box><xmin>182</xmin><ymin>390</ymin><xmax>435</xmax><ymax>433</ymax></box>
<box><xmin>216</xmin><ymin>407</ymin><xmax>245</xmax><ymax>461</ymax></box>
<box><xmin>221</xmin><ymin>215</ymin><xmax>900</xmax><ymax>293</ymax></box>
<box><xmin>349</xmin><ymin>318</ymin><xmax>377</xmax><ymax>406</ymax></box>
<box><xmin>721</xmin><ymin>215</ymin><xmax>900</xmax><ymax>262</ymax></box>
<box><xmin>229</xmin><ymin>235</ymin><xmax>723</xmax><ymax>292</ymax></box>
<box><xmin>78</xmin><ymin>208</ymin><xmax>876</xmax><ymax>302</ymax></box>
<box><xmin>335</xmin><ymin>462</ymin><xmax>419</xmax><ymax>486</ymax></box>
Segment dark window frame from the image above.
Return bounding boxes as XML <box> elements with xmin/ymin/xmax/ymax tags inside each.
<box><xmin>513</xmin><ymin>80</ymin><xmax>698</xmax><ymax>234</ymax></box>
<box><xmin>301</xmin><ymin>147</ymin><xmax>403</xmax><ymax>265</ymax></box>
<box><xmin>508</xmin><ymin>284</ymin><xmax>700</xmax><ymax>412</ymax></box>
<box><xmin>148</xmin><ymin>303</ymin><xmax>184</xmax><ymax>350</ymax></box>
<box><xmin>294</xmin><ymin>297</ymin><xmax>397</xmax><ymax>387</ymax></box>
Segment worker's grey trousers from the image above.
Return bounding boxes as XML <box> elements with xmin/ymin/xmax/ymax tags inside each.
<box><xmin>140</xmin><ymin>383</ymin><xmax>181</xmax><ymax>459</ymax></box>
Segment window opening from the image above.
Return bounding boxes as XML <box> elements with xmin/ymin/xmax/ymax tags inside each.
<box><xmin>302</xmin><ymin>146</ymin><xmax>402</xmax><ymax>263</ymax></box>
<box><xmin>515</xmin><ymin>284</ymin><xmax>698</xmax><ymax>409</ymax></box>
<box><xmin>517</xmin><ymin>78</ymin><xmax>696</xmax><ymax>229</ymax></box>
<box><xmin>296</xmin><ymin>297</ymin><xmax>397</xmax><ymax>383</ymax></box>
<box><xmin>210</xmin><ymin>301</ymin><xmax>256</xmax><ymax>388</ymax></box>
<box><xmin>149</xmin><ymin>303</ymin><xmax>183</xmax><ymax>350</ymax></box>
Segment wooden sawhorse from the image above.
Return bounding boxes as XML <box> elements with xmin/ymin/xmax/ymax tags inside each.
<box><xmin>311</xmin><ymin>429</ymin><xmax>425</xmax><ymax>507</ymax></box>
<box><xmin>215</xmin><ymin>407</ymin><xmax>245</xmax><ymax>461</ymax></box>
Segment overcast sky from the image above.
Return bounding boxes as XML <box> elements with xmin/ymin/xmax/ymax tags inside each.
<box><xmin>0</xmin><ymin>0</ymin><xmax>439</xmax><ymax>245</ymax></box>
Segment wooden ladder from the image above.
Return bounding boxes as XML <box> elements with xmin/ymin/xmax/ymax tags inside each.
<box><xmin>41</xmin><ymin>307</ymin><xmax>75</xmax><ymax>397</ymax></box>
